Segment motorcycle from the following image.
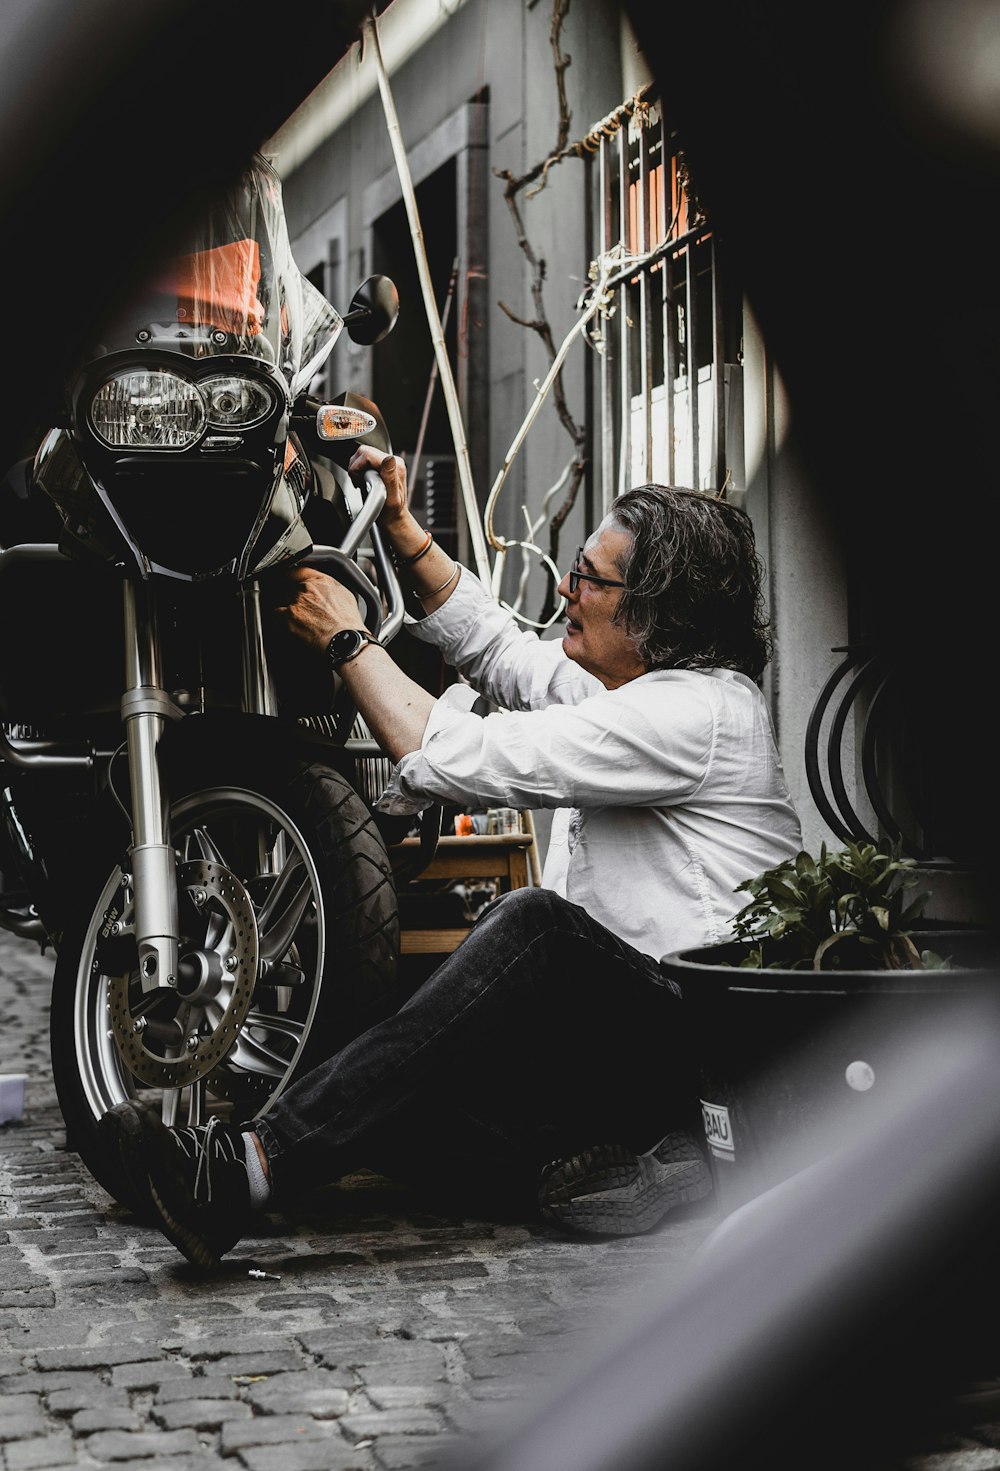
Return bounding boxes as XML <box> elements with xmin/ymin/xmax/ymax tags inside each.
<box><xmin>0</xmin><ymin>154</ymin><xmax>410</xmax><ymax>1209</ymax></box>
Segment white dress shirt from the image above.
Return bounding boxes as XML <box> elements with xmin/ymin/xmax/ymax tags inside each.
<box><xmin>377</xmin><ymin>568</ymin><xmax>802</xmax><ymax>960</ymax></box>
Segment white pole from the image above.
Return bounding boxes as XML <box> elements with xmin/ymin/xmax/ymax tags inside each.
<box><xmin>366</xmin><ymin>13</ymin><xmax>493</xmax><ymax>586</ymax></box>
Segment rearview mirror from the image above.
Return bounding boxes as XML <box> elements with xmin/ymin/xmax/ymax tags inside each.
<box><xmin>341</xmin><ymin>275</ymin><xmax>399</xmax><ymax>346</ymax></box>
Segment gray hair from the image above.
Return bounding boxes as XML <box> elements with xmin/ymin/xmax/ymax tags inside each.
<box><xmin>607</xmin><ymin>484</ymin><xmax>772</xmax><ymax>680</ymax></box>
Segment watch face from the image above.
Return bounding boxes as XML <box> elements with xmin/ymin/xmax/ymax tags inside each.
<box><xmin>329</xmin><ymin>628</ymin><xmax>366</xmax><ymax>665</ymax></box>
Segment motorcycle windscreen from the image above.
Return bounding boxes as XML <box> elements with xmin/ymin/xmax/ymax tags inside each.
<box><xmin>164</xmin><ymin>238</ymin><xmax>266</xmax><ymax>338</ymax></box>
<box><xmin>88</xmin><ymin>155</ymin><xmax>343</xmax><ymax>394</ymax></box>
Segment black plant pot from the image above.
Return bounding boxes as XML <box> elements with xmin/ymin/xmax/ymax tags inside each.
<box><xmin>660</xmin><ymin>928</ymin><xmax>1000</xmax><ymax>1215</ymax></box>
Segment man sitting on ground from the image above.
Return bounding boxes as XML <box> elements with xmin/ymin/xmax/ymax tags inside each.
<box><xmin>101</xmin><ymin>447</ymin><xmax>802</xmax><ymax>1270</ymax></box>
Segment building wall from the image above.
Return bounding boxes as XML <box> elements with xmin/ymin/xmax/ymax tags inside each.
<box><xmin>269</xmin><ymin>0</ymin><xmax>855</xmax><ymax>872</ymax></box>
<box><xmin>272</xmin><ymin>0</ymin><xmax>625</xmax><ymax>587</ymax></box>
<box><xmin>743</xmin><ymin>306</ymin><xmax>850</xmax><ymax>856</ymax></box>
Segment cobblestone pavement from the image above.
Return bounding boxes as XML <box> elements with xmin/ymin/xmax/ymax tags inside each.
<box><xmin>0</xmin><ymin>929</ymin><xmax>723</xmax><ymax>1471</ymax></box>
<box><xmin>8</xmin><ymin>928</ymin><xmax>1000</xmax><ymax>1471</ymax></box>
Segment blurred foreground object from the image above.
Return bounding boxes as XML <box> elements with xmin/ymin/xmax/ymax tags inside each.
<box><xmin>623</xmin><ymin>0</ymin><xmax>1000</xmax><ymax>863</ymax></box>
<box><xmin>0</xmin><ymin>0</ymin><xmax>379</xmax><ymax>470</ymax></box>
<box><xmin>0</xmin><ymin>1071</ymin><xmax>26</xmax><ymax>1124</ymax></box>
<box><xmin>455</xmin><ymin>994</ymin><xmax>1000</xmax><ymax>1470</ymax></box>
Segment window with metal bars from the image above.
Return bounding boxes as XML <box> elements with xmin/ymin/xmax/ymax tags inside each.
<box><xmin>586</xmin><ymin>89</ymin><xmax>743</xmax><ymax>517</ymax></box>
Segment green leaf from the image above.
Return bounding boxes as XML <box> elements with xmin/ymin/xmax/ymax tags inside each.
<box><xmin>898</xmin><ymin>894</ymin><xmax>930</xmax><ymax>926</ymax></box>
<box><xmin>725</xmin><ymin>837</ymin><xmax>940</xmax><ymax>972</ymax></box>
<box><xmin>813</xmin><ymin>929</ymin><xmax>859</xmax><ymax>969</ymax></box>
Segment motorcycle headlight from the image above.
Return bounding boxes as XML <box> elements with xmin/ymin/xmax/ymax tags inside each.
<box><xmin>90</xmin><ymin>370</ymin><xmax>206</xmax><ymax>450</ymax></box>
<box><xmin>89</xmin><ymin>369</ymin><xmax>276</xmax><ymax>449</ymax></box>
<box><xmin>200</xmin><ymin>373</ymin><xmax>275</xmax><ymax>429</ymax></box>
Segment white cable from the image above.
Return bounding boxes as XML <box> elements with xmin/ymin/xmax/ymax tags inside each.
<box><xmin>503</xmin><ymin>471</ymin><xmax>570</xmax><ymax>624</ymax></box>
<box><xmin>366</xmin><ymin>11</ymin><xmax>493</xmax><ymax>586</ymax></box>
<box><xmin>483</xmin><ymin>246</ymin><xmax>621</xmax><ymax>549</ymax></box>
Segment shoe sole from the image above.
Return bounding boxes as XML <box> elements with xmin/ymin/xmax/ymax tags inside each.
<box><xmin>148</xmin><ymin>1178</ymin><xmax>220</xmax><ymax>1272</ymax></box>
<box><xmin>101</xmin><ymin>1101</ymin><xmax>226</xmax><ymax>1271</ymax></box>
<box><xmin>539</xmin><ymin>1137</ymin><xmax>714</xmax><ymax>1237</ymax></box>
<box><xmin>143</xmin><ymin>1110</ymin><xmax>236</xmax><ymax>1272</ymax></box>
<box><xmin>98</xmin><ymin>1101</ymin><xmax>157</xmax><ymax>1221</ymax></box>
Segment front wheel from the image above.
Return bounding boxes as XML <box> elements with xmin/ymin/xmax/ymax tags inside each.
<box><xmin>51</xmin><ymin>757</ymin><xmax>399</xmax><ymax>1210</ymax></box>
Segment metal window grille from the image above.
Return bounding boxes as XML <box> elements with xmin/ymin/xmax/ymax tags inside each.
<box><xmin>586</xmin><ymin>88</ymin><xmax>743</xmax><ymax>518</ymax></box>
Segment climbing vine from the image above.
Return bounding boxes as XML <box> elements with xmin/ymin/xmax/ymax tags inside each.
<box><xmin>491</xmin><ymin>1</ymin><xmax>667</xmax><ymax>623</ymax></box>
<box><xmin>492</xmin><ymin>0</ymin><xmax>585</xmax><ymax>622</ymax></box>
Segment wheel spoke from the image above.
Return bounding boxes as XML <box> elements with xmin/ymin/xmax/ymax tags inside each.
<box><xmin>255</xmin><ymin>851</ymin><xmax>305</xmax><ymax>930</ymax></box>
<box><xmin>156</xmin><ymin>1079</ymin><xmax>205</xmax><ymax>1129</ymax></box>
<box><xmin>242</xmin><ymin>1010</ymin><xmax>306</xmax><ymax>1042</ymax></box>
<box><xmin>257</xmin><ymin>961</ymin><xmax>306</xmax><ymax>990</ymax></box>
<box><xmin>224</xmin><ymin>1010</ymin><xmax>306</xmax><ymax>1078</ymax></box>
<box><xmin>257</xmin><ymin>862</ymin><xmax>313</xmax><ymax>964</ymax></box>
<box><xmin>185</xmin><ymin>1079</ymin><xmax>206</xmax><ymax>1127</ymax></box>
<box><xmin>201</xmin><ymin>903</ymin><xmax>230</xmax><ymax>954</ymax></box>
<box><xmin>185</xmin><ymin>825</ymin><xmax>228</xmax><ymax>867</ymax></box>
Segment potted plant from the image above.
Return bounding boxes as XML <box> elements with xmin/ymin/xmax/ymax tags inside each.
<box><xmin>660</xmin><ymin>841</ymin><xmax>1000</xmax><ymax>1211</ymax></box>
<box><xmin>728</xmin><ymin>840</ymin><xmax>950</xmax><ymax>972</ymax></box>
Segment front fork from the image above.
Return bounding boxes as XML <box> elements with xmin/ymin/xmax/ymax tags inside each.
<box><xmin>122</xmin><ymin>580</ymin><xmax>179</xmax><ymax>995</ymax></box>
<box><xmin>122</xmin><ymin>577</ymin><xmax>278</xmax><ymax>996</ymax></box>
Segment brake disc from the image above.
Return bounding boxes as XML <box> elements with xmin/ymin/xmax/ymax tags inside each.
<box><xmin>108</xmin><ymin>858</ymin><xmax>259</xmax><ymax>1088</ymax></box>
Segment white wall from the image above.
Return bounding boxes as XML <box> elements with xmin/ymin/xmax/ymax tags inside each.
<box><xmin>743</xmin><ymin>303</ymin><xmax>850</xmax><ymax>855</ymax></box>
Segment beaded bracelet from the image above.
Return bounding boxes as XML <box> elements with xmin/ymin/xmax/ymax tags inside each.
<box><xmin>398</xmin><ymin>530</ymin><xmax>433</xmax><ymax>566</ymax></box>
<box><xmin>416</xmin><ymin>562</ymin><xmax>460</xmax><ymax>600</ymax></box>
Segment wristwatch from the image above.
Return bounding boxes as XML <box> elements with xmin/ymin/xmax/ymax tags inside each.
<box><xmin>327</xmin><ymin>627</ymin><xmax>378</xmax><ymax>672</ymax></box>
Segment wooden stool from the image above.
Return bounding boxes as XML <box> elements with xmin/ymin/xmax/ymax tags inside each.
<box><xmin>390</xmin><ymin>832</ymin><xmax>535</xmax><ymax>955</ymax></box>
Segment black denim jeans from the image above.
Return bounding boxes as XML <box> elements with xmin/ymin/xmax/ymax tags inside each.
<box><xmin>254</xmin><ymin>887</ymin><xmax>701</xmax><ymax>1212</ymax></box>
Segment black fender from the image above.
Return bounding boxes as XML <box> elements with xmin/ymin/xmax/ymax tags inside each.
<box><xmin>156</xmin><ymin>709</ymin><xmax>357</xmax><ymax>793</ymax></box>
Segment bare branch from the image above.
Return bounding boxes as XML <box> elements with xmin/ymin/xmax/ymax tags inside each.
<box><xmin>490</xmin><ymin>0</ymin><xmax>601</xmax><ymax>621</ymax></box>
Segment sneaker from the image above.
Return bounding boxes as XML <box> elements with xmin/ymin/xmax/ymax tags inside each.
<box><xmin>99</xmin><ymin>1096</ymin><xmax>156</xmax><ymax>1221</ymax></box>
<box><xmin>538</xmin><ymin>1130</ymin><xmax>713</xmax><ymax>1237</ymax></box>
<box><xmin>100</xmin><ymin>1101</ymin><xmax>251</xmax><ymax>1270</ymax></box>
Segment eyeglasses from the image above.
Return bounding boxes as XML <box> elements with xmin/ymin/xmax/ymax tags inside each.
<box><xmin>567</xmin><ymin>547</ymin><xmax>626</xmax><ymax>595</ymax></box>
